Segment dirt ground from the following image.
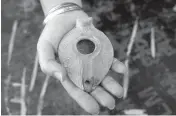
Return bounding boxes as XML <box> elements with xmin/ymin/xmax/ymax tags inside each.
<box><xmin>1</xmin><ymin>0</ymin><xmax>176</xmax><ymax>115</ymax></box>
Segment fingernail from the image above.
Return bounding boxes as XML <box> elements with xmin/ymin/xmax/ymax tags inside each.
<box><xmin>116</xmin><ymin>87</ymin><xmax>124</xmax><ymax>99</ymax></box>
<box><xmin>93</xmin><ymin>110</ymin><xmax>99</xmax><ymax>115</ymax></box>
<box><xmin>54</xmin><ymin>72</ymin><xmax>63</xmax><ymax>82</ymax></box>
<box><xmin>117</xmin><ymin>93</ymin><xmax>123</xmax><ymax>99</ymax></box>
<box><xmin>109</xmin><ymin>104</ymin><xmax>115</xmax><ymax>110</ymax></box>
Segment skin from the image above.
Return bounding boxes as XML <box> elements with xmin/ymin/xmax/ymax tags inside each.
<box><xmin>38</xmin><ymin>0</ymin><xmax>127</xmax><ymax>114</ymax></box>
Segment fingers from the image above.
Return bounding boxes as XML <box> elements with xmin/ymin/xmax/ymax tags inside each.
<box><xmin>101</xmin><ymin>76</ymin><xmax>123</xmax><ymax>98</ymax></box>
<box><xmin>37</xmin><ymin>37</ymin><xmax>66</xmax><ymax>81</ymax></box>
<box><xmin>61</xmin><ymin>79</ymin><xmax>100</xmax><ymax>114</ymax></box>
<box><xmin>111</xmin><ymin>58</ymin><xmax>127</xmax><ymax>74</ymax></box>
<box><xmin>111</xmin><ymin>58</ymin><xmax>128</xmax><ymax>99</ymax></box>
<box><xmin>91</xmin><ymin>86</ymin><xmax>115</xmax><ymax>110</ymax></box>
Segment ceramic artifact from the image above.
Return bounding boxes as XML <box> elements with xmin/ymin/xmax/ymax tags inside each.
<box><xmin>58</xmin><ymin>17</ymin><xmax>114</xmax><ymax>92</ymax></box>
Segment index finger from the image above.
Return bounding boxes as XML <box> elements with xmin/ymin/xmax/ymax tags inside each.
<box><xmin>111</xmin><ymin>58</ymin><xmax>127</xmax><ymax>74</ymax></box>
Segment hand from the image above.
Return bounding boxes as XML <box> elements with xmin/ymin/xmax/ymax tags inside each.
<box><xmin>37</xmin><ymin>10</ymin><xmax>126</xmax><ymax>114</ymax></box>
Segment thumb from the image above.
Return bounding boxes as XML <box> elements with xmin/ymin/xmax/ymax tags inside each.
<box><xmin>37</xmin><ymin>38</ymin><xmax>67</xmax><ymax>81</ymax></box>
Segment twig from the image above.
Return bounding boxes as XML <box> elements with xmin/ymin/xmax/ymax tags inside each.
<box><xmin>4</xmin><ymin>74</ymin><xmax>12</xmax><ymax>115</ymax></box>
<box><xmin>21</xmin><ymin>67</ymin><xmax>27</xmax><ymax>115</ymax></box>
<box><xmin>11</xmin><ymin>82</ymin><xmax>22</xmax><ymax>87</ymax></box>
<box><xmin>173</xmin><ymin>5</ymin><xmax>176</xmax><ymax>12</ymax></box>
<box><xmin>123</xmin><ymin>59</ymin><xmax>129</xmax><ymax>99</ymax></box>
<box><xmin>124</xmin><ymin>109</ymin><xmax>147</xmax><ymax>115</ymax></box>
<box><xmin>10</xmin><ymin>97</ymin><xmax>21</xmax><ymax>104</ymax></box>
<box><xmin>123</xmin><ymin>19</ymin><xmax>138</xmax><ymax>99</ymax></box>
<box><xmin>37</xmin><ymin>75</ymin><xmax>50</xmax><ymax>116</ymax></box>
<box><xmin>7</xmin><ymin>20</ymin><xmax>18</xmax><ymax>67</ymax></box>
<box><xmin>23</xmin><ymin>0</ymin><xmax>27</xmax><ymax>19</ymax></box>
<box><xmin>151</xmin><ymin>27</ymin><xmax>156</xmax><ymax>58</ymax></box>
<box><xmin>29</xmin><ymin>53</ymin><xmax>39</xmax><ymax>92</ymax></box>
<box><xmin>126</xmin><ymin>19</ymin><xmax>138</xmax><ymax>57</ymax></box>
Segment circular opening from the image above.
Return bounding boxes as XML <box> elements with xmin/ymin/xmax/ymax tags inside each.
<box><xmin>85</xmin><ymin>80</ymin><xmax>91</xmax><ymax>85</ymax></box>
<box><xmin>77</xmin><ymin>39</ymin><xmax>95</xmax><ymax>54</ymax></box>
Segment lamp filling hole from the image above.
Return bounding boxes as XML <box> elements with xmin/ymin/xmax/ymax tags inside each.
<box><xmin>85</xmin><ymin>80</ymin><xmax>91</xmax><ymax>85</ymax></box>
<box><xmin>77</xmin><ymin>39</ymin><xmax>95</xmax><ymax>54</ymax></box>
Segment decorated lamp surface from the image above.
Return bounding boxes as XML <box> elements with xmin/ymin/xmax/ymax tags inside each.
<box><xmin>58</xmin><ymin>17</ymin><xmax>114</xmax><ymax>92</ymax></box>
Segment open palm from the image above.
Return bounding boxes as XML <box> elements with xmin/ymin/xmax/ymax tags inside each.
<box><xmin>37</xmin><ymin>10</ymin><xmax>126</xmax><ymax>114</ymax></box>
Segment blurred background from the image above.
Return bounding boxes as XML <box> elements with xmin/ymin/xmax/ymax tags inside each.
<box><xmin>1</xmin><ymin>0</ymin><xmax>176</xmax><ymax>115</ymax></box>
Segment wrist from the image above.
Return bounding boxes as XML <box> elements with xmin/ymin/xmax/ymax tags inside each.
<box><xmin>40</xmin><ymin>0</ymin><xmax>82</xmax><ymax>16</ymax></box>
<box><xmin>43</xmin><ymin>3</ymin><xmax>85</xmax><ymax>24</ymax></box>
<box><xmin>47</xmin><ymin>10</ymin><xmax>89</xmax><ymax>26</ymax></box>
